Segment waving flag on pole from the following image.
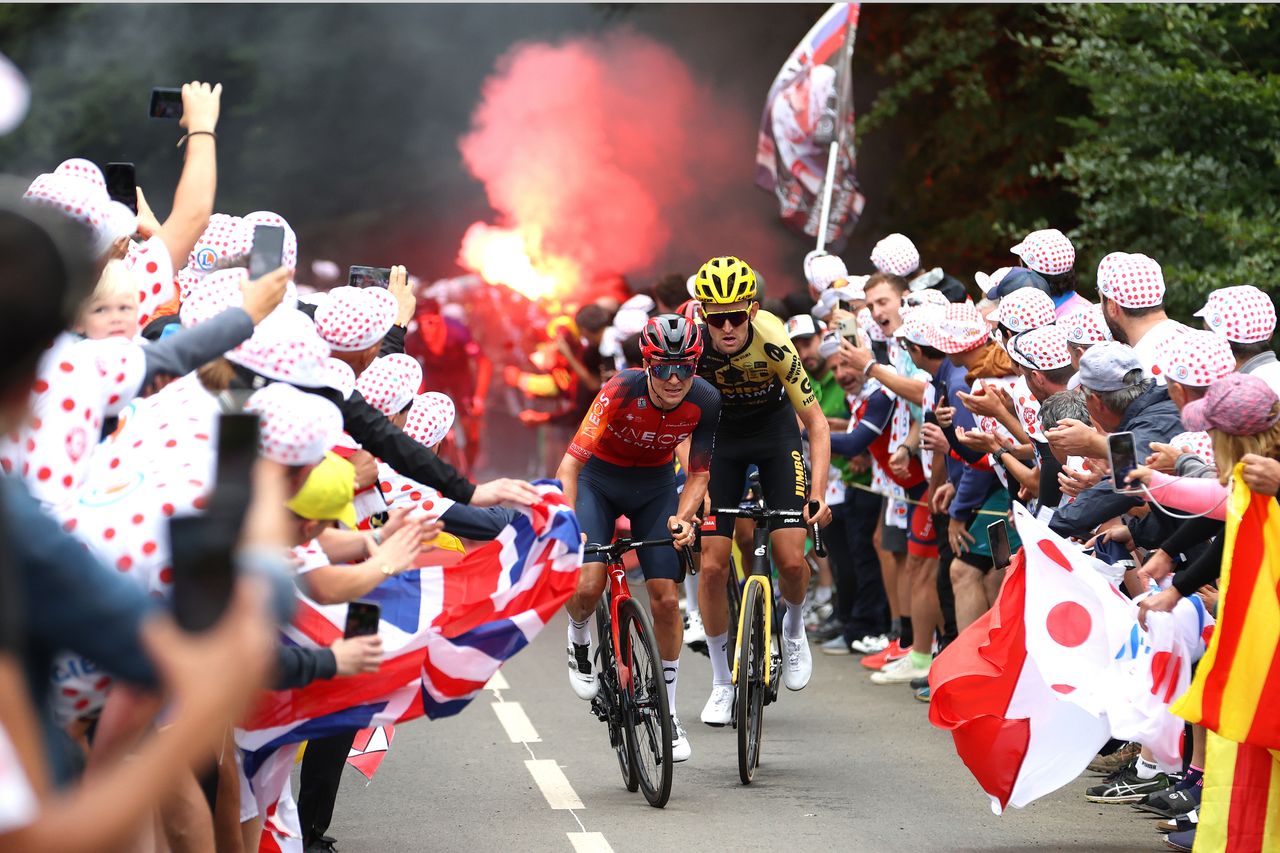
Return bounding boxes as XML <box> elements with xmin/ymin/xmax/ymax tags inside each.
<box><xmin>756</xmin><ymin>3</ymin><xmax>865</xmax><ymax>250</ymax></box>
<box><xmin>238</xmin><ymin>484</ymin><xmax>582</xmax><ymax>850</ymax></box>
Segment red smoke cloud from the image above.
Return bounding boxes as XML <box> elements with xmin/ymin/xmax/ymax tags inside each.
<box><xmin>458</xmin><ymin>30</ymin><xmax>784</xmax><ymax>304</ymax></box>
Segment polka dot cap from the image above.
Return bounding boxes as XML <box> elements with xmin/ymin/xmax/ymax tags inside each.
<box><xmin>1194</xmin><ymin>285</ymin><xmax>1277</xmax><ymax>344</ymax></box>
<box><xmin>244</xmin><ymin>211</ymin><xmax>298</xmax><ymax>270</ymax></box>
<box><xmin>24</xmin><ymin>173</ymin><xmax>134</xmax><ymax>256</ymax></box>
<box><xmin>322</xmin><ymin>358</ymin><xmax>356</xmax><ymax>399</ymax></box>
<box><xmin>123</xmin><ymin>236</ymin><xmax>177</xmax><ymax>330</ymax></box>
<box><xmin>1057</xmin><ymin>304</ymin><xmax>1111</xmax><ymax>345</ymax></box>
<box><xmin>870</xmin><ymin>233</ymin><xmax>920</xmax><ymax>277</ymax></box>
<box><xmin>179</xmin><ymin>268</ymin><xmax>246</xmax><ymax>327</ymax></box>
<box><xmin>857</xmin><ymin>306</ymin><xmax>886</xmax><ymax>343</ymax></box>
<box><xmin>54</xmin><ymin>158</ymin><xmax>107</xmax><ymax>193</ymax></box>
<box><xmin>894</xmin><ymin>304</ymin><xmax>944</xmax><ymax>347</ymax></box>
<box><xmin>404</xmin><ymin>392</ymin><xmax>456</xmax><ymax>449</ymax></box>
<box><xmin>1007</xmin><ymin>325</ymin><xmax>1072</xmax><ymax>371</ymax></box>
<box><xmin>1104</xmin><ymin>253</ymin><xmax>1164</xmax><ymax>309</ymax></box>
<box><xmin>1167</xmin><ymin>430</ymin><xmax>1214</xmax><ymax>467</ymax></box>
<box><xmin>904</xmin><ymin>288</ymin><xmax>949</xmax><ymax>310</ymax></box>
<box><xmin>313</xmin><ymin>286</ymin><xmax>398</xmax><ymax>352</ymax></box>
<box><xmin>355</xmin><ymin>354</ymin><xmax>423</xmax><ymax>417</ymax></box>
<box><xmin>1094</xmin><ymin>251</ymin><xmax>1128</xmax><ymax>299</ymax></box>
<box><xmin>1009</xmin><ymin>228</ymin><xmax>1075</xmax><ymax>276</ymax></box>
<box><xmin>989</xmin><ymin>287</ymin><xmax>1056</xmax><ymax>333</ymax></box>
<box><xmin>245</xmin><ymin>382</ymin><xmax>343</xmax><ymax>466</ymax></box>
<box><xmin>926</xmin><ymin>302</ymin><xmax>990</xmax><ymax>355</ymax></box>
<box><xmin>226</xmin><ymin>309</ymin><xmax>330</xmax><ymax>387</ymax></box>
<box><xmin>803</xmin><ymin>250</ymin><xmax>848</xmax><ymax>292</ymax></box>
<box><xmin>1158</xmin><ymin>329</ymin><xmax>1236</xmax><ymax>388</ymax></box>
<box><xmin>183</xmin><ymin>214</ymin><xmax>252</xmax><ymax>294</ymax></box>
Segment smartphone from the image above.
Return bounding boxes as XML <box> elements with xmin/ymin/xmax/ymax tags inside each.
<box><xmin>873</xmin><ymin>340</ymin><xmax>891</xmax><ymax>366</ymax></box>
<box><xmin>988</xmin><ymin>519</ymin><xmax>1012</xmax><ymax>570</ymax></box>
<box><xmin>344</xmin><ymin>601</ymin><xmax>382</xmax><ymax>639</ymax></box>
<box><xmin>149</xmin><ymin>87</ymin><xmax>183</xmax><ymax>120</ymax></box>
<box><xmin>168</xmin><ymin>515</ymin><xmax>234</xmax><ymax>632</ymax></box>
<box><xmin>208</xmin><ymin>414</ymin><xmax>259</xmax><ymax>532</ymax></box>
<box><xmin>348</xmin><ymin>265</ymin><xmax>392</xmax><ymax>289</ymax></box>
<box><xmin>1108</xmin><ymin>431</ymin><xmax>1139</xmax><ymax>493</ymax></box>
<box><xmin>249</xmin><ymin>225</ymin><xmax>286</xmax><ymax>279</ymax></box>
<box><xmin>105</xmin><ymin>162</ymin><xmax>138</xmax><ymax>214</ymax></box>
<box><xmin>924</xmin><ymin>410</ymin><xmax>939</xmax><ymax>426</ymax></box>
<box><xmin>937</xmin><ymin>379</ymin><xmax>950</xmax><ymax>408</ymax></box>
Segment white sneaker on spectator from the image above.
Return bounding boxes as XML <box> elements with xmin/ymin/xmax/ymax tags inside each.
<box><xmin>700</xmin><ymin>684</ymin><xmax>734</xmax><ymax>726</ymax></box>
<box><xmin>820</xmin><ymin>635</ymin><xmax>851</xmax><ymax>655</ymax></box>
<box><xmin>671</xmin><ymin>715</ymin><xmax>691</xmax><ymax>762</ymax></box>
<box><xmin>684</xmin><ymin>611</ymin><xmax>706</xmax><ymax>646</ymax></box>
<box><xmin>869</xmin><ymin>655</ymin><xmax>930</xmax><ymax>685</ymax></box>
<box><xmin>851</xmin><ymin>634</ymin><xmax>889</xmax><ymax>654</ymax></box>
<box><xmin>783</xmin><ymin>637</ymin><xmax>813</xmax><ymax>690</ymax></box>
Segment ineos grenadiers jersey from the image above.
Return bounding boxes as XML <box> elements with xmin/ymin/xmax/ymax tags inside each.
<box><xmin>696</xmin><ymin>309</ymin><xmax>816</xmax><ymax>426</ymax></box>
<box><xmin>567</xmin><ymin>369</ymin><xmax>721</xmax><ymax>472</ymax></box>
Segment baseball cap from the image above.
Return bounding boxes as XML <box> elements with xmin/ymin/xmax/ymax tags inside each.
<box><xmin>1067</xmin><ymin>341</ymin><xmax>1144</xmax><ymax>392</ymax></box>
<box><xmin>926</xmin><ymin>303</ymin><xmax>989</xmax><ymax>355</ymax></box>
<box><xmin>870</xmin><ymin>233</ymin><xmax>920</xmax><ymax>277</ymax></box>
<box><xmin>1010</xmin><ymin>228</ymin><xmax>1075</xmax><ymax>276</ymax></box>
<box><xmin>987</xmin><ymin>287</ymin><xmax>1056</xmax><ymax>333</ymax></box>
<box><xmin>984</xmin><ymin>267</ymin><xmax>1051</xmax><ymax>301</ymax></box>
<box><xmin>286</xmin><ymin>451</ymin><xmax>358</xmax><ymax>530</ymax></box>
<box><xmin>1103</xmin><ymin>253</ymin><xmax>1164</xmax><ymax>309</ymax></box>
<box><xmin>1194</xmin><ymin>285</ymin><xmax>1277</xmax><ymax>344</ymax></box>
<box><xmin>1058</xmin><ymin>304</ymin><xmax>1112</xmax><ymax>346</ymax></box>
<box><xmin>786</xmin><ymin>314</ymin><xmax>819</xmax><ymax>339</ymax></box>
<box><xmin>1182</xmin><ymin>373</ymin><xmax>1280</xmax><ymax>436</ymax></box>
<box><xmin>895</xmin><ymin>304</ymin><xmax>944</xmax><ymax>347</ymax></box>
<box><xmin>1007</xmin><ymin>325</ymin><xmax>1072</xmax><ymax>372</ymax></box>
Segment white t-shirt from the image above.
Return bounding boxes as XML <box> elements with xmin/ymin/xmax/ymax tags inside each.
<box><xmin>1244</xmin><ymin>357</ymin><xmax>1280</xmax><ymax>400</ymax></box>
<box><xmin>1131</xmin><ymin>319</ymin><xmax>1190</xmax><ymax>386</ymax></box>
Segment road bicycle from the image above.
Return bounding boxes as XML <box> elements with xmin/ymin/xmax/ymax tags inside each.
<box><xmin>584</xmin><ymin>537</ymin><xmax>693</xmax><ymax>808</ymax></box>
<box><xmin>711</xmin><ymin>494</ymin><xmax>823</xmax><ymax>785</ymax></box>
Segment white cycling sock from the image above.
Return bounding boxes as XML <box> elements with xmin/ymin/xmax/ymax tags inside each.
<box><xmin>782</xmin><ymin>599</ymin><xmax>806</xmax><ymax>640</ymax></box>
<box><xmin>683</xmin><ymin>574</ymin><xmax>700</xmax><ymax>616</ymax></box>
<box><xmin>662</xmin><ymin>659</ymin><xmax>679</xmax><ymax>717</ymax></box>
<box><xmin>1135</xmin><ymin>756</ymin><xmax>1159</xmax><ymax>780</ymax></box>
<box><xmin>567</xmin><ymin>617</ymin><xmax>591</xmax><ymax>648</ymax></box>
<box><xmin>707</xmin><ymin>632</ymin><xmax>731</xmax><ymax>685</ymax></box>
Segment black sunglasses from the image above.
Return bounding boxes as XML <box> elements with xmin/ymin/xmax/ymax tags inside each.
<box><xmin>701</xmin><ymin>309</ymin><xmax>750</xmax><ymax>329</ymax></box>
<box><xmin>649</xmin><ymin>362</ymin><xmax>697</xmax><ymax>381</ymax></box>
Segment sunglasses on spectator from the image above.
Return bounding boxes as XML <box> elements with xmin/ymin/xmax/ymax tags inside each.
<box><xmin>1009</xmin><ymin>335</ymin><xmax>1040</xmax><ymax>370</ymax></box>
<box><xmin>701</xmin><ymin>308</ymin><xmax>751</xmax><ymax>329</ymax></box>
<box><xmin>649</xmin><ymin>362</ymin><xmax>697</xmax><ymax>381</ymax></box>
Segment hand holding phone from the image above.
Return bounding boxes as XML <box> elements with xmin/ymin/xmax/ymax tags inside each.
<box><xmin>249</xmin><ymin>225</ymin><xmax>286</xmax><ymax>280</ymax></box>
<box><xmin>150</xmin><ymin>88</ymin><xmax>183</xmax><ymax>120</ymax></box>
<box><xmin>106</xmin><ymin>163</ymin><xmax>138</xmax><ymax>214</ymax></box>
<box><xmin>343</xmin><ymin>601</ymin><xmax>381</xmax><ymax>638</ymax></box>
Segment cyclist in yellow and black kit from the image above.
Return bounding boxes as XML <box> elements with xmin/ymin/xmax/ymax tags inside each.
<box><xmin>691</xmin><ymin>256</ymin><xmax>833</xmax><ymax>727</ymax></box>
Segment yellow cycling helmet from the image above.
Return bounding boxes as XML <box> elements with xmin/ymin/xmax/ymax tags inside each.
<box><xmin>695</xmin><ymin>256</ymin><xmax>758</xmax><ymax>305</ymax></box>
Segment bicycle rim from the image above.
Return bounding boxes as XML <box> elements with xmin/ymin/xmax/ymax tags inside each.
<box><xmin>597</xmin><ymin>597</ymin><xmax>637</xmax><ymax>792</ymax></box>
<box><xmin>736</xmin><ymin>581</ymin><xmax>766</xmax><ymax>785</ymax></box>
<box><xmin>620</xmin><ymin>598</ymin><xmax>673</xmax><ymax>808</ymax></box>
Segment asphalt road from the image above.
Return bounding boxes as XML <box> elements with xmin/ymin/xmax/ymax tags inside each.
<box><xmin>318</xmin><ymin>596</ymin><xmax>1165</xmax><ymax>853</ymax></box>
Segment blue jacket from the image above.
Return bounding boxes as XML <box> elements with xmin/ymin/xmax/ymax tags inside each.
<box><xmin>1049</xmin><ymin>385</ymin><xmax>1184</xmax><ymax>538</ymax></box>
<box><xmin>934</xmin><ymin>360</ymin><xmax>998</xmax><ymax>522</ymax></box>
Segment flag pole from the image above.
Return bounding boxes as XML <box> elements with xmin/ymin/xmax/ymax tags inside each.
<box><xmin>815</xmin><ymin>4</ymin><xmax>858</xmax><ymax>254</ymax></box>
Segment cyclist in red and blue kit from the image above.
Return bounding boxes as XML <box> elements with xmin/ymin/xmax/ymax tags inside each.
<box><xmin>557</xmin><ymin>314</ymin><xmax>720</xmax><ymax>763</ymax></box>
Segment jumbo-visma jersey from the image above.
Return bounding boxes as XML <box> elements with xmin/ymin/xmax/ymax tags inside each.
<box><xmin>696</xmin><ymin>309</ymin><xmax>816</xmax><ymax>426</ymax></box>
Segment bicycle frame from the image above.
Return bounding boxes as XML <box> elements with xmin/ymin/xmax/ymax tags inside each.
<box><xmin>603</xmin><ymin>560</ymin><xmax>635</xmax><ymax>693</ymax></box>
<box><xmin>732</xmin><ymin>522</ymin><xmax>776</xmax><ymax>687</ymax></box>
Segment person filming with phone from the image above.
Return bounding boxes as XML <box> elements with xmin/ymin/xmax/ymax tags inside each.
<box><xmin>1047</xmin><ymin>341</ymin><xmax>1184</xmax><ymax>538</ymax></box>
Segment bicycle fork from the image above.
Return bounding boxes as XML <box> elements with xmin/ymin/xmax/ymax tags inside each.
<box><xmin>730</xmin><ymin>574</ymin><xmax>774</xmax><ymax>688</ymax></box>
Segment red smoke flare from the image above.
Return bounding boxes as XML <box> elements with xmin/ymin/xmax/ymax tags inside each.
<box><xmin>458</xmin><ymin>30</ymin><xmax>782</xmax><ymax>304</ymax></box>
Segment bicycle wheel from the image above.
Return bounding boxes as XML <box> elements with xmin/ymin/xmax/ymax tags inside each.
<box><xmin>596</xmin><ymin>596</ymin><xmax>637</xmax><ymax>792</ymax></box>
<box><xmin>736</xmin><ymin>579</ymin><xmax>767</xmax><ymax>785</ymax></box>
<box><xmin>618</xmin><ymin>598</ymin><xmax>673</xmax><ymax>808</ymax></box>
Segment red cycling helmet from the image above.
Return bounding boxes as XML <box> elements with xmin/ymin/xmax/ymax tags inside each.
<box><xmin>639</xmin><ymin>313</ymin><xmax>703</xmax><ymax>362</ymax></box>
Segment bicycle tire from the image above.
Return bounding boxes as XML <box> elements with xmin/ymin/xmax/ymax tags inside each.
<box><xmin>736</xmin><ymin>579</ymin><xmax>766</xmax><ymax>785</ymax></box>
<box><xmin>618</xmin><ymin>597</ymin><xmax>673</xmax><ymax>808</ymax></box>
<box><xmin>596</xmin><ymin>596</ymin><xmax>637</xmax><ymax>793</ymax></box>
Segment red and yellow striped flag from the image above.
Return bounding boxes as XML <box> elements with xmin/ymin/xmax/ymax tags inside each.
<box><xmin>1193</xmin><ymin>732</ymin><xmax>1280</xmax><ymax>853</ymax></box>
<box><xmin>1171</xmin><ymin>466</ymin><xmax>1280</xmax><ymax>749</ymax></box>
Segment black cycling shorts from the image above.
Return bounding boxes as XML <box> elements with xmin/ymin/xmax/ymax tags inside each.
<box><xmin>577</xmin><ymin>457</ymin><xmax>681</xmax><ymax>582</ymax></box>
<box><xmin>705</xmin><ymin>411</ymin><xmax>807</xmax><ymax>537</ymax></box>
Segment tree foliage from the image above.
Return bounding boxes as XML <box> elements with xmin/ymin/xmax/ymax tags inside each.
<box><xmin>858</xmin><ymin>3</ymin><xmax>1278</xmax><ymax>320</ymax></box>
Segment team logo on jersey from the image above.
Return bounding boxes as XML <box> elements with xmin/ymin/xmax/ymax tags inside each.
<box><xmin>763</xmin><ymin>343</ymin><xmax>787</xmax><ymax>363</ymax></box>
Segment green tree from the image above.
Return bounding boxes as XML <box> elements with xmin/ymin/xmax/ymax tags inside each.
<box><xmin>1047</xmin><ymin>3</ymin><xmax>1280</xmax><ymax>320</ymax></box>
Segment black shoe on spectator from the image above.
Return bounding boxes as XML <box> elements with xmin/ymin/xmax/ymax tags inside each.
<box><xmin>1133</xmin><ymin>786</ymin><xmax>1201</xmax><ymax>819</ymax></box>
<box><xmin>910</xmin><ymin>676</ymin><xmax>929</xmax><ymax>690</ymax></box>
<box><xmin>810</xmin><ymin>618</ymin><xmax>844</xmax><ymax>643</ymax></box>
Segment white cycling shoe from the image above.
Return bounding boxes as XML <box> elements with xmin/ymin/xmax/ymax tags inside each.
<box><xmin>684</xmin><ymin>611</ymin><xmax>706</xmax><ymax>646</ymax></box>
<box><xmin>671</xmin><ymin>716</ymin><xmax>691</xmax><ymax>762</ymax></box>
<box><xmin>700</xmin><ymin>684</ymin><xmax>734</xmax><ymax>727</ymax></box>
<box><xmin>783</xmin><ymin>636</ymin><xmax>813</xmax><ymax>691</ymax></box>
<box><xmin>567</xmin><ymin>643</ymin><xmax>599</xmax><ymax>701</ymax></box>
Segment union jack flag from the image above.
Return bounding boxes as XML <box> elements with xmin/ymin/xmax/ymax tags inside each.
<box><xmin>237</xmin><ymin>483</ymin><xmax>582</xmax><ymax>851</ymax></box>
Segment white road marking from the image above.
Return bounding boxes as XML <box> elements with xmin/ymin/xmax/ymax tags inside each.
<box><xmin>567</xmin><ymin>832</ymin><xmax>615</xmax><ymax>853</ymax></box>
<box><xmin>525</xmin><ymin>759</ymin><xmax>585</xmax><ymax>810</ymax></box>
<box><xmin>492</xmin><ymin>700</ymin><xmax>541</xmax><ymax>743</ymax></box>
<box><xmin>484</xmin><ymin>670</ymin><xmax>509</xmax><ymax>691</ymax></box>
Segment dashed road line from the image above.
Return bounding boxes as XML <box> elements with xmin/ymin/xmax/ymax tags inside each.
<box><xmin>488</xmin><ymin>671</ymin><xmax>613</xmax><ymax>852</ymax></box>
